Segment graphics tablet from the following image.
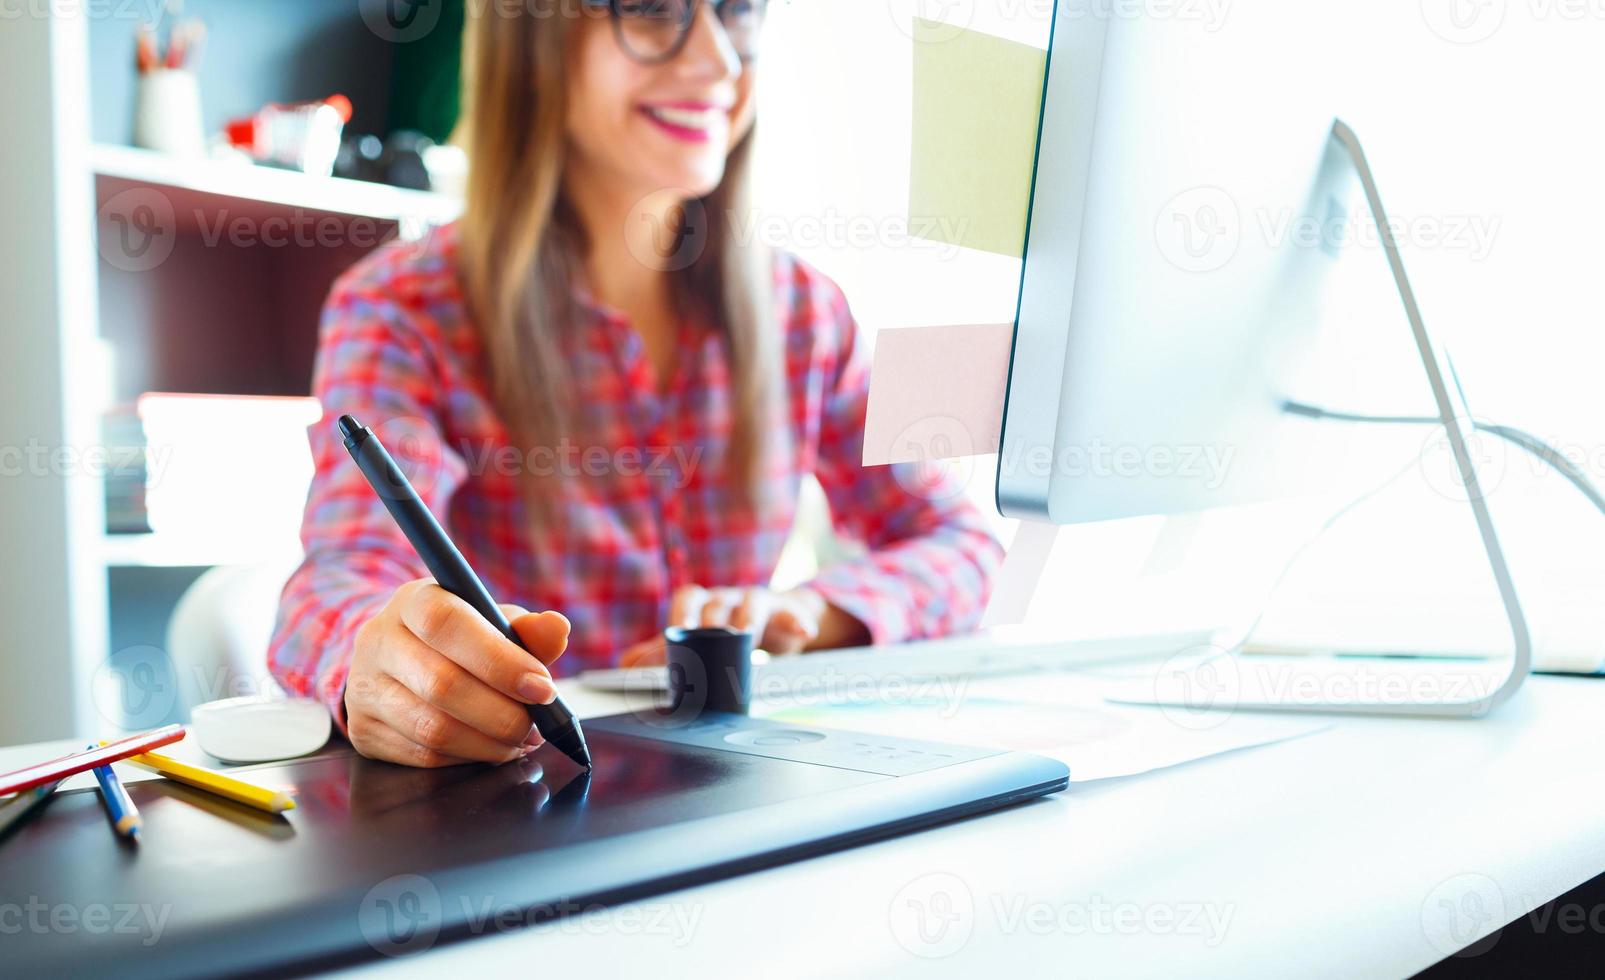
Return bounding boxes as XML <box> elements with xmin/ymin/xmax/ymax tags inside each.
<box><xmin>5</xmin><ymin>711</ymin><xmax>1068</xmax><ymax>977</ymax></box>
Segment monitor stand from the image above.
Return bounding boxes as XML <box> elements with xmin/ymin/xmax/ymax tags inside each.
<box><xmin>1114</xmin><ymin>120</ymin><xmax>1532</xmax><ymax>718</ymax></box>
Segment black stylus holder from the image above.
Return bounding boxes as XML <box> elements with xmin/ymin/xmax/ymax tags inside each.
<box><xmin>665</xmin><ymin>626</ymin><xmax>753</xmax><ymax>718</ymax></box>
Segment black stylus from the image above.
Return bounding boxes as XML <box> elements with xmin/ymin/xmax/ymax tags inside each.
<box><xmin>338</xmin><ymin>414</ymin><xmax>593</xmax><ymax>770</ymax></box>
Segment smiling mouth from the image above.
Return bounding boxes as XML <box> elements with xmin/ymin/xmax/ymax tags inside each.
<box><xmin>639</xmin><ymin>104</ymin><xmax>729</xmax><ymax>141</ymax></box>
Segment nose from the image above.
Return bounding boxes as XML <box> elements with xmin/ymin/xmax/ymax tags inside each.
<box><xmin>676</xmin><ymin>1</ymin><xmax>741</xmax><ymax>80</ymax></box>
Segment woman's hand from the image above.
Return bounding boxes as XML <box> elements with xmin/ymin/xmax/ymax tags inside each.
<box><xmin>618</xmin><ymin>585</ymin><xmax>870</xmax><ymax>667</ymax></box>
<box><xmin>344</xmin><ymin>579</ymin><xmax>571</xmax><ymax>768</ymax></box>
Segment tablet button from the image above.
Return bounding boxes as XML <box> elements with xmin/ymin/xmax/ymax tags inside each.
<box><xmin>724</xmin><ymin>729</ymin><xmax>827</xmax><ymax>747</ymax></box>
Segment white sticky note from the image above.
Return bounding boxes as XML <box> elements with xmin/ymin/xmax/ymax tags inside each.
<box><xmin>864</xmin><ymin>322</ymin><xmax>1014</xmax><ymax>466</ymax></box>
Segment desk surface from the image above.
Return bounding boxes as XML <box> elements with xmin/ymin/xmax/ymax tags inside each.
<box><xmin>361</xmin><ymin>673</ymin><xmax>1605</xmax><ymax>978</ymax></box>
<box><xmin>6</xmin><ymin>666</ymin><xmax>1602</xmax><ymax>977</ymax></box>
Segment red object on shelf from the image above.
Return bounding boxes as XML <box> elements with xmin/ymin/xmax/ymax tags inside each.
<box><xmin>325</xmin><ymin>93</ymin><xmax>354</xmax><ymax>123</ymax></box>
<box><xmin>224</xmin><ymin>95</ymin><xmax>353</xmax><ymax>174</ymax></box>
<box><xmin>224</xmin><ymin>95</ymin><xmax>351</xmax><ymax>150</ymax></box>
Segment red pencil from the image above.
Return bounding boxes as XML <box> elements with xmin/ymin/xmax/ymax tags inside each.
<box><xmin>0</xmin><ymin>725</ymin><xmax>185</xmax><ymax>796</ymax></box>
<box><xmin>136</xmin><ymin>24</ymin><xmax>158</xmax><ymax>74</ymax></box>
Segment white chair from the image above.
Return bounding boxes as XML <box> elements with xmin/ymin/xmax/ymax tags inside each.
<box><xmin>164</xmin><ymin>554</ymin><xmax>304</xmax><ymax>720</ymax></box>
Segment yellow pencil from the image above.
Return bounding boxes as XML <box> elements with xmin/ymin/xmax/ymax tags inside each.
<box><xmin>100</xmin><ymin>744</ymin><xmax>296</xmax><ymax>814</ymax></box>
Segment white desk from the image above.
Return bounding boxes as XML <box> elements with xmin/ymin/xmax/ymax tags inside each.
<box><xmin>5</xmin><ymin>669</ymin><xmax>1602</xmax><ymax>977</ymax></box>
<box><xmin>327</xmin><ymin>670</ymin><xmax>1605</xmax><ymax>978</ymax></box>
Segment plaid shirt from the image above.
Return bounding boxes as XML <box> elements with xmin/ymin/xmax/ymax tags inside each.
<box><xmin>268</xmin><ymin>224</ymin><xmax>1002</xmax><ymax>720</ymax></box>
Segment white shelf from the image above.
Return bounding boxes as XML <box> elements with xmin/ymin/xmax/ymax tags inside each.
<box><xmin>91</xmin><ymin>143</ymin><xmax>463</xmax><ymax>229</ymax></box>
<box><xmin>101</xmin><ymin>532</ymin><xmax>301</xmax><ymax>569</ymax></box>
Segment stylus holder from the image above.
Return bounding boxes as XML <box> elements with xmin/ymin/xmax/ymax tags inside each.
<box><xmin>665</xmin><ymin>626</ymin><xmax>753</xmax><ymax>717</ymax></box>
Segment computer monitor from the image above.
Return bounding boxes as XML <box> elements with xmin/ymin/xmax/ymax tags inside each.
<box><xmin>997</xmin><ymin>1</ymin><xmax>1348</xmax><ymax>523</ymax></box>
<box><xmin>996</xmin><ymin>0</ymin><xmax>1530</xmax><ymax>715</ymax></box>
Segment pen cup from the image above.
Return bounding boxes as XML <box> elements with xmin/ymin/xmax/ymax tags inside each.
<box><xmin>133</xmin><ymin>68</ymin><xmax>206</xmax><ymax>157</ymax></box>
<box><xmin>665</xmin><ymin>626</ymin><xmax>754</xmax><ymax>718</ymax></box>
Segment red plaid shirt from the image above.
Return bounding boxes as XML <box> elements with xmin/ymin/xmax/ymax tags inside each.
<box><xmin>268</xmin><ymin>224</ymin><xmax>1002</xmax><ymax>719</ymax></box>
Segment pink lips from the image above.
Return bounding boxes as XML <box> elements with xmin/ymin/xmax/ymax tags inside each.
<box><xmin>638</xmin><ymin>101</ymin><xmax>730</xmax><ymax>145</ymax></box>
<box><xmin>650</xmin><ymin>101</ymin><xmax>724</xmax><ymax>111</ymax></box>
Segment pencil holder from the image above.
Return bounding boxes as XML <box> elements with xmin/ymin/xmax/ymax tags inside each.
<box><xmin>665</xmin><ymin>626</ymin><xmax>754</xmax><ymax>718</ymax></box>
<box><xmin>134</xmin><ymin>68</ymin><xmax>205</xmax><ymax>157</ymax></box>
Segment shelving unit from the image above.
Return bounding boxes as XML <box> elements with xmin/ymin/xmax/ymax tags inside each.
<box><xmin>45</xmin><ymin>6</ymin><xmax>465</xmax><ymax>702</ymax></box>
<box><xmin>91</xmin><ymin>154</ymin><xmax>458</xmax><ymax>578</ymax></box>
<box><xmin>94</xmin><ymin>148</ymin><xmax>461</xmax><ymax>395</ymax></box>
<box><xmin>0</xmin><ymin>1</ymin><xmax>467</xmax><ymax>740</ymax></box>
<box><xmin>89</xmin><ymin>144</ymin><xmax>461</xmax><ymax>579</ymax></box>
<box><xmin>92</xmin><ymin>143</ymin><xmax>462</xmax><ymax>231</ymax></box>
<box><xmin>90</xmin><ymin>162</ymin><xmax>457</xmax><ymax>676</ymax></box>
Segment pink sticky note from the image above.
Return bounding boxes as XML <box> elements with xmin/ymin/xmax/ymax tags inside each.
<box><xmin>863</xmin><ymin>323</ymin><xmax>1014</xmax><ymax>466</ymax></box>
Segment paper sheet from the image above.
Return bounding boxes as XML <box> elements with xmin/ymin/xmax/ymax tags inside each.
<box><xmin>909</xmin><ymin>19</ymin><xmax>1047</xmax><ymax>258</ymax></box>
<box><xmin>759</xmin><ymin>669</ymin><xmax>1329</xmax><ymax>783</ymax></box>
<box><xmin>864</xmin><ymin>322</ymin><xmax>1013</xmax><ymax>466</ymax></box>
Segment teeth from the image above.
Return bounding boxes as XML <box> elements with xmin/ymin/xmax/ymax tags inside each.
<box><xmin>647</xmin><ymin>106</ymin><xmax>722</xmax><ymax>130</ymax></box>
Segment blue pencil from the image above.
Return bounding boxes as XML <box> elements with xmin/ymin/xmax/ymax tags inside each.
<box><xmin>88</xmin><ymin>748</ymin><xmax>142</xmax><ymax>842</ymax></box>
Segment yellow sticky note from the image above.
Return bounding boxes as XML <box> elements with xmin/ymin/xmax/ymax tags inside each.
<box><xmin>909</xmin><ymin>19</ymin><xmax>1047</xmax><ymax>259</ymax></box>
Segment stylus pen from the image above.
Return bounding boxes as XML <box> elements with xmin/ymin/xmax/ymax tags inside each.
<box><xmin>89</xmin><ymin>754</ymin><xmax>142</xmax><ymax>841</ymax></box>
<box><xmin>339</xmin><ymin>415</ymin><xmax>593</xmax><ymax>770</ymax></box>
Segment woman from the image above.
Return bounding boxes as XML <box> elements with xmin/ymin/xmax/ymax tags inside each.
<box><xmin>268</xmin><ymin>0</ymin><xmax>1002</xmax><ymax>768</ymax></box>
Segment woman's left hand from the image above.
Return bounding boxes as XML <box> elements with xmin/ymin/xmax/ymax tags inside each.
<box><xmin>618</xmin><ymin>585</ymin><xmax>868</xmax><ymax>666</ymax></box>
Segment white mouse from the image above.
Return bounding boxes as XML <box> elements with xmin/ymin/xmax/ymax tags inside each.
<box><xmin>190</xmin><ymin>696</ymin><xmax>333</xmax><ymax>764</ymax></box>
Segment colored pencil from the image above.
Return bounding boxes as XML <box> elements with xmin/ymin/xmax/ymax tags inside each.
<box><xmin>112</xmin><ymin>746</ymin><xmax>296</xmax><ymax>814</ymax></box>
<box><xmin>136</xmin><ymin>23</ymin><xmax>158</xmax><ymax>73</ymax></box>
<box><xmin>0</xmin><ymin>780</ymin><xmax>62</xmax><ymax>841</ymax></box>
<box><xmin>0</xmin><ymin>725</ymin><xmax>185</xmax><ymax>797</ymax></box>
<box><xmin>89</xmin><ymin>753</ymin><xmax>142</xmax><ymax>841</ymax></box>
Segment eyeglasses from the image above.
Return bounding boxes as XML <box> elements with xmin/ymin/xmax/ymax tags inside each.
<box><xmin>584</xmin><ymin>0</ymin><xmax>768</xmax><ymax>65</ymax></box>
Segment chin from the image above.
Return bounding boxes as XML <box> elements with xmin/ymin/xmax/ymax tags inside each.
<box><xmin>650</xmin><ymin>167</ymin><xmax>726</xmax><ymax>201</ymax></box>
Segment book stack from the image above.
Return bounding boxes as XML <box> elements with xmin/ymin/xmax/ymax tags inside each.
<box><xmin>103</xmin><ymin>407</ymin><xmax>152</xmax><ymax>535</ymax></box>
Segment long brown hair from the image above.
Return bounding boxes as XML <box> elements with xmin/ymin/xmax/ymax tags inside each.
<box><xmin>456</xmin><ymin>2</ymin><xmax>778</xmax><ymax>508</ymax></box>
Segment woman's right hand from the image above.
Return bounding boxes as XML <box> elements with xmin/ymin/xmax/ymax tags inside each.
<box><xmin>344</xmin><ymin>579</ymin><xmax>571</xmax><ymax>768</ymax></box>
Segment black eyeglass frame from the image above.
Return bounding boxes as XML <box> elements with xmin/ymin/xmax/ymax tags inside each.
<box><xmin>578</xmin><ymin>0</ymin><xmax>766</xmax><ymax>65</ymax></box>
